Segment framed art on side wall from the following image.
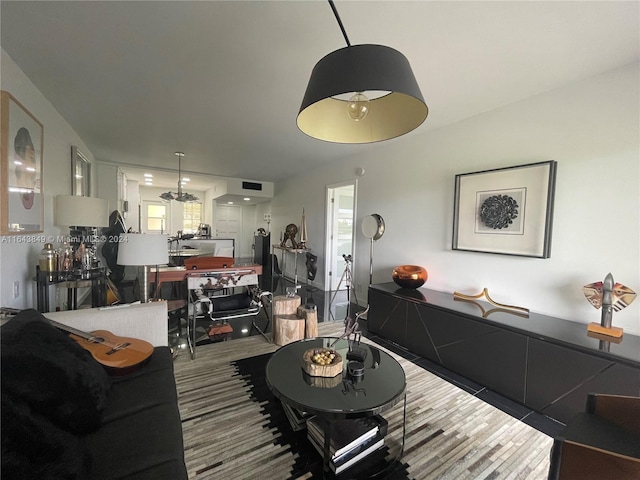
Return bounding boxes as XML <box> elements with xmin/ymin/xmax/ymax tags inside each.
<box><xmin>71</xmin><ymin>145</ymin><xmax>90</xmax><ymax>196</ymax></box>
<box><xmin>452</xmin><ymin>160</ymin><xmax>557</xmax><ymax>258</ymax></box>
<box><xmin>0</xmin><ymin>91</ymin><xmax>44</xmax><ymax>235</ymax></box>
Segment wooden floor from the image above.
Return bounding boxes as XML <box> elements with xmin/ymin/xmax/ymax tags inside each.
<box><xmin>173</xmin><ymin>321</ymin><xmax>553</xmax><ymax>479</ymax></box>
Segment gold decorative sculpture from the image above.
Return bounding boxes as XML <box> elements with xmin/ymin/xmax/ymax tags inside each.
<box><xmin>583</xmin><ymin>273</ymin><xmax>636</xmax><ymax>338</ymax></box>
<box><xmin>453</xmin><ymin>288</ymin><xmax>529</xmax><ymax>317</ymax></box>
<box><xmin>299</xmin><ymin>208</ymin><xmax>308</xmax><ymax>248</ymax></box>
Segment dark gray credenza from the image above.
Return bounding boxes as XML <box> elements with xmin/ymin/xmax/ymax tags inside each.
<box><xmin>367</xmin><ymin>283</ymin><xmax>640</xmax><ymax>424</ymax></box>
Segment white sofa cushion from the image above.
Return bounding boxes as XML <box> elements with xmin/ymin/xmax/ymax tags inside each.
<box><xmin>44</xmin><ymin>302</ymin><xmax>168</xmax><ymax>347</ymax></box>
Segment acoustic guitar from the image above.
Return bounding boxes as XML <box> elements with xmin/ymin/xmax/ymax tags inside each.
<box><xmin>48</xmin><ymin>319</ymin><xmax>154</xmax><ymax>374</ymax></box>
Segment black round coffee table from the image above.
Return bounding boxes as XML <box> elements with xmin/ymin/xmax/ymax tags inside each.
<box><xmin>265</xmin><ymin>337</ymin><xmax>406</xmax><ymax>477</ymax></box>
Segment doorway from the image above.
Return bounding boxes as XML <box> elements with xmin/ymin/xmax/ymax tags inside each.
<box><xmin>215</xmin><ymin>204</ymin><xmax>242</xmax><ymax>256</ymax></box>
<box><xmin>325</xmin><ymin>181</ymin><xmax>356</xmax><ymax>292</ymax></box>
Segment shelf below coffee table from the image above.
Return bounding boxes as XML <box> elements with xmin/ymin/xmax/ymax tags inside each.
<box><xmin>266</xmin><ymin>337</ymin><xmax>406</xmax><ymax>477</ymax></box>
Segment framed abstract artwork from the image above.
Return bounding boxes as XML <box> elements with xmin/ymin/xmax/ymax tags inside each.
<box><xmin>0</xmin><ymin>91</ymin><xmax>44</xmax><ymax>235</ymax></box>
<box><xmin>452</xmin><ymin>160</ymin><xmax>557</xmax><ymax>258</ymax></box>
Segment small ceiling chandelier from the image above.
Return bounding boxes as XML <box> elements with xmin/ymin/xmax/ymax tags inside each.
<box><xmin>297</xmin><ymin>0</ymin><xmax>428</xmax><ymax>143</ymax></box>
<box><xmin>159</xmin><ymin>152</ymin><xmax>199</xmax><ymax>202</ymax></box>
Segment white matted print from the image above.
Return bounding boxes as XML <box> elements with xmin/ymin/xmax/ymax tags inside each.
<box><xmin>1</xmin><ymin>91</ymin><xmax>44</xmax><ymax>234</ymax></box>
<box><xmin>453</xmin><ymin>161</ymin><xmax>556</xmax><ymax>258</ymax></box>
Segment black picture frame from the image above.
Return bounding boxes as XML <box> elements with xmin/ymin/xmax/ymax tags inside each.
<box><xmin>452</xmin><ymin>160</ymin><xmax>557</xmax><ymax>258</ymax></box>
<box><xmin>71</xmin><ymin>145</ymin><xmax>91</xmax><ymax>196</ymax></box>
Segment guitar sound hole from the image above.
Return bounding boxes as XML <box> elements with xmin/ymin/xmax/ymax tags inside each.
<box><xmin>91</xmin><ymin>337</ymin><xmax>105</xmax><ymax>344</ymax></box>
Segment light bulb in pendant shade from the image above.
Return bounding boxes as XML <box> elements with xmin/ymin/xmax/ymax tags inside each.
<box><xmin>347</xmin><ymin>92</ymin><xmax>370</xmax><ymax>121</ymax></box>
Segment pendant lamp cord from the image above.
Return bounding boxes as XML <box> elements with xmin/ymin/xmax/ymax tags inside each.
<box><xmin>328</xmin><ymin>0</ymin><xmax>351</xmax><ymax>47</ymax></box>
<box><xmin>176</xmin><ymin>153</ymin><xmax>183</xmax><ymax>196</ymax></box>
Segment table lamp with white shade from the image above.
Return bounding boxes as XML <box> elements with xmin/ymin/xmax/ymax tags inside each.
<box><xmin>117</xmin><ymin>233</ymin><xmax>169</xmax><ymax>302</ymax></box>
<box><xmin>54</xmin><ymin>195</ymin><xmax>110</xmax><ymax>229</ymax></box>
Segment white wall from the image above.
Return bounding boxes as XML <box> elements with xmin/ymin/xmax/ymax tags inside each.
<box><xmin>0</xmin><ymin>49</ymin><xmax>98</xmax><ymax>310</ymax></box>
<box><xmin>96</xmin><ymin>163</ymin><xmax>120</xmax><ymax>214</ymax></box>
<box><xmin>255</xmin><ymin>202</ymin><xmax>272</xmax><ymax>235</ymax></box>
<box><xmin>271</xmin><ymin>62</ymin><xmax>640</xmax><ymax>335</ymax></box>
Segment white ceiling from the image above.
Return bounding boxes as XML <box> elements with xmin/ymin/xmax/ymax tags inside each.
<box><xmin>1</xmin><ymin>1</ymin><xmax>638</xmax><ymax>191</ymax></box>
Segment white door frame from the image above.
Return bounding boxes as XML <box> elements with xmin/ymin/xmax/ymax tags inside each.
<box><xmin>141</xmin><ymin>200</ymin><xmax>170</xmax><ymax>234</ymax></box>
<box><xmin>324</xmin><ymin>180</ymin><xmax>357</xmax><ymax>292</ymax></box>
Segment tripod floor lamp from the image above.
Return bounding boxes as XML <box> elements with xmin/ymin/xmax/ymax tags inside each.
<box><xmin>329</xmin><ymin>253</ymin><xmax>359</xmax><ymax>320</ymax></box>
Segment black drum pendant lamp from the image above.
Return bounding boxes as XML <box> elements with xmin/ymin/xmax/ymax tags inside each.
<box><xmin>297</xmin><ymin>0</ymin><xmax>428</xmax><ymax>144</ymax></box>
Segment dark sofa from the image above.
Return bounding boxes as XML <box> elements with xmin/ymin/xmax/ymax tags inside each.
<box><xmin>1</xmin><ymin>309</ymin><xmax>188</xmax><ymax>480</ymax></box>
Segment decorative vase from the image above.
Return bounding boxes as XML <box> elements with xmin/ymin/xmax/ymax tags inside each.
<box><xmin>392</xmin><ymin>265</ymin><xmax>428</xmax><ymax>289</ymax></box>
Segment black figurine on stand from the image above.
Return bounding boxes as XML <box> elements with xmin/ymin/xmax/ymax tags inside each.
<box><xmin>306</xmin><ymin>252</ymin><xmax>318</xmax><ymax>281</ymax></box>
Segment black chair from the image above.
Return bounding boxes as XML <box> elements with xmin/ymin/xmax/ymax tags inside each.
<box><xmin>186</xmin><ymin>270</ymin><xmax>272</xmax><ymax>359</ymax></box>
<box><xmin>101</xmin><ymin>210</ymin><xmax>137</xmax><ymax>303</ymax></box>
<box><xmin>548</xmin><ymin>393</ymin><xmax>640</xmax><ymax>480</ymax></box>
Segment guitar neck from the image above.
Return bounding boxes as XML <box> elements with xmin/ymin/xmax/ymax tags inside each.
<box><xmin>48</xmin><ymin>319</ymin><xmax>94</xmax><ymax>341</ymax></box>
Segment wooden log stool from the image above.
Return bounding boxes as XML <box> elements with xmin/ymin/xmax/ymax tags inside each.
<box><xmin>273</xmin><ymin>295</ymin><xmax>305</xmax><ymax>346</ymax></box>
<box><xmin>297</xmin><ymin>303</ymin><xmax>318</xmax><ymax>339</ymax></box>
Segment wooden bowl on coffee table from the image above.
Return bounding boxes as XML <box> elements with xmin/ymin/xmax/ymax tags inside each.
<box><xmin>302</xmin><ymin>348</ymin><xmax>343</xmax><ymax>377</ymax></box>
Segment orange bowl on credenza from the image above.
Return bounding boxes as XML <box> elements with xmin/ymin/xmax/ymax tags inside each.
<box><xmin>392</xmin><ymin>265</ymin><xmax>428</xmax><ymax>289</ymax></box>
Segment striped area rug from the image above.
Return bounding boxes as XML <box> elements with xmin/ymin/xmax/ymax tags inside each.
<box><xmin>173</xmin><ymin>321</ymin><xmax>553</xmax><ymax>479</ymax></box>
